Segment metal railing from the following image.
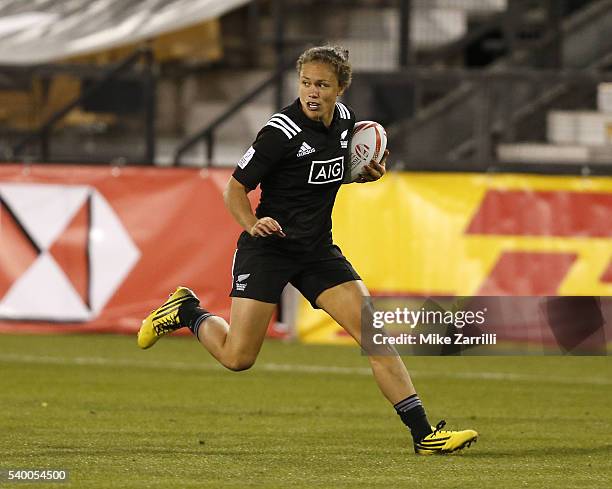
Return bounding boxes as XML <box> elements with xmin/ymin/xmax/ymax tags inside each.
<box><xmin>7</xmin><ymin>45</ymin><xmax>156</xmax><ymax>164</ymax></box>
<box><xmin>378</xmin><ymin>67</ymin><xmax>612</xmax><ymax>175</ymax></box>
<box><xmin>173</xmin><ymin>57</ymin><xmax>299</xmax><ymax>166</ymax></box>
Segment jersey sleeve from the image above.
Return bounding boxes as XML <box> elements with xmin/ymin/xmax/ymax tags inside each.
<box><xmin>347</xmin><ymin>105</ymin><xmax>356</xmax><ymax>124</ymax></box>
<box><xmin>232</xmin><ymin>125</ymin><xmax>287</xmax><ymax>190</ymax></box>
<box><xmin>342</xmin><ymin>105</ymin><xmax>357</xmax><ymax>184</ymax></box>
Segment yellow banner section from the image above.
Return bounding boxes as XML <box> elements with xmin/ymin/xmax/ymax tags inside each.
<box><xmin>297</xmin><ymin>173</ymin><xmax>612</xmax><ymax>344</ymax></box>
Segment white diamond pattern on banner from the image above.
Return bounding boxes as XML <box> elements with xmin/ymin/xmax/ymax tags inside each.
<box><xmin>0</xmin><ymin>253</ymin><xmax>91</xmax><ymax>321</ymax></box>
<box><xmin>0</xmin><ymin>183</ymin><xmax>89</xmax><ymax>250</ymax></box>
<box><xmin>0</xmin><ymin>184</ymin><xmax>141</xmax><ymax>322</ymax></box>
<box><xmin>89</xmin><ymin>191</ymin><xmax>141</xmax><ymax>315</ymax></box>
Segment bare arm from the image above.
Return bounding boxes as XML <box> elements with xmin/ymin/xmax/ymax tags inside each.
<box><xmin>223</xmin><ymin>177</ymin><xmax>285</xmax><ymax>238</ymax></box>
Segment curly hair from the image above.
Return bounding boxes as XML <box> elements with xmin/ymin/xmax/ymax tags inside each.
<box><xmin>296</xmin><ymin>45</ymin><xmax>352</xmax><ymax>89</ymax></box>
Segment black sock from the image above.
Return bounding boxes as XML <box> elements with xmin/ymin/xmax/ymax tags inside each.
<box><xmin>179</xmin><ymin>300</ymin><xmax>213</xmax><ymax>338</ymax></box>
<box><xmin>394</xmin><ymin>394</ymin><xmax>433</xmax><ymax>442</ymax></box>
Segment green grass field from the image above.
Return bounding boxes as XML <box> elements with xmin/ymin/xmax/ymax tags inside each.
<box><xmin>0</xmin><ymin>334</ymin><xmax>610</xmax><ymax>488</ymax></box>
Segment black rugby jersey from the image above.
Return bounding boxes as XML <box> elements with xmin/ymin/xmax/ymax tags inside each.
<box><xmin>232</xmin><ymin>98</ymin><xmax>355</xmax><ymax>252</ymax></box>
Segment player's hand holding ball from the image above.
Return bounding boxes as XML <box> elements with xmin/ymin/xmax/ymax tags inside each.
<box><xmin>349</xmin><ymin>121</ymin><xmax>388</xmax><ymax>183</ymax></box>
<box><xmin>357</xmin><ymin>149</ymin><xmax>388</xmax><ymax>183</ymax></box>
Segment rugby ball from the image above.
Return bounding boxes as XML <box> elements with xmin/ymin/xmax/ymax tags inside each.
<box><xmin>349</xmin><ymin>121</ymin><xmax>387</xmax><ymax>182</ymax></box>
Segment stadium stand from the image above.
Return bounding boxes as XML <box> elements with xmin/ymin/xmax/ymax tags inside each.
<box><xmin>498</xmin><ymin>80</ymin><xmax>612</xmax><ymax>164</ymax></box>
<box><xmin>389</xmin><ymin>0</ymin><xmax>612</xmax><ymax>170</ymax></box>
<box><xmin>0</xmin><ymin>0</ymin><xmax>610</xmax><ymax>174</ymax></box>
<box><xmin>1</xmin><ymin>9</ymin><xmax>610</xmax><ymax>484</ymax></box>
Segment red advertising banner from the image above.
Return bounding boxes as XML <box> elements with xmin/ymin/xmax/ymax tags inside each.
<box><xmin>0</xmin><ymin>164</ymin><xmax>255</xmax><ymax>335</ymax></box>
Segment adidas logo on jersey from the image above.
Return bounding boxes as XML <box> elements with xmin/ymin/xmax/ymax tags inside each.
<box><xmin>297</xmin><ymin>142</ymin><xmax>316</xmax><ymax>158</ymax></box>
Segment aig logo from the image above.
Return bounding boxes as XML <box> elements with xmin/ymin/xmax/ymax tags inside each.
<box><xmin>308</xmin><ymin>157</ymin><xmax>344</xmax><ymax>184</ymax></box>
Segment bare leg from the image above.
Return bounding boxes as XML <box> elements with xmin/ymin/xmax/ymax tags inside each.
<box><xmin>197</xmin><ymin>297</ymin><xmax>276</xmax><ymax>371</ymax></box>
<box><xmin>315</xmin><ymin>280</ymin><xmax>417</xmax><ymax>404</ymax></box>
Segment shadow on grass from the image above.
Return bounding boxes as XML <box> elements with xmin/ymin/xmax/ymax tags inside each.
<box><xmin>12</xmin><ymin>443</ymin><xmax>612</xmax><ymax>460</ymax></box>
<box><xmin>463</xmin><ymin>444</ymin><xmax>612</xmax><ymax>458</ymax></box>
<box><xmin>13</xmin><ymin>447</ymin><xmax>273</xmax><ymax>458</ymax></box>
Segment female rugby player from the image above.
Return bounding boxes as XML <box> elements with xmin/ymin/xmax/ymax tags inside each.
<box><xmin>138</xmin><ymin>46</ymin><xmax>477</xmax><ymax>454</ymax></box>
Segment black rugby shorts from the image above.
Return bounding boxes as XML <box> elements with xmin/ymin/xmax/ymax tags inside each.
<box><xmin>229</xmin><ymin>243</ymin><xmax>361</xmax><ymax>308</ymax></box>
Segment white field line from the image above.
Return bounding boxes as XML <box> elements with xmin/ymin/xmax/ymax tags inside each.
<box><xmin>0</xmin><ymin>353</ymin><xmax>610</xmax><ymax>385</ymax></box>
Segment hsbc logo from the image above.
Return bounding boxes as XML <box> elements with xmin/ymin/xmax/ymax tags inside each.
<box><xmin>0</xmin><ymin>183</ymin><xmax>140</xmax><ymax>322</ymax></box>
<box><xmin>308</xmin><ymin>157</ymin><xmax>344</xmax><ymax>185</ymax></box>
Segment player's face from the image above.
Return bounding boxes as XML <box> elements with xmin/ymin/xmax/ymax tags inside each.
<box><xmin>299</xmin><ymin>62</ymin><xmax>345</xmax><ymax>127</ymax></box>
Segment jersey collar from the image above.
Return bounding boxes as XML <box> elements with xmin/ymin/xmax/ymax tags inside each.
<box><xmin>292</xmin><ymin>98</ymin><xmax>340</xmax><ymax>133</ymax></box>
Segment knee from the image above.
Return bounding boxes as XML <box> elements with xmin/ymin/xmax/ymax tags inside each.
<box><xmin>223</xmin><ymin>356</ymin><xmax>256</xmax><ymax>372</ymax></box>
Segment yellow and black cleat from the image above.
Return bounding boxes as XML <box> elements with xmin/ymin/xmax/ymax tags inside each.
<box><xmin>414</xmin><ymin>420</ymin><xmax>478</xmax><ymax>455</ymax></box>
<box><xmin>137</xmin><ymin>286</ymin><xmax>199</xmax><ymax>349</ymax></box>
